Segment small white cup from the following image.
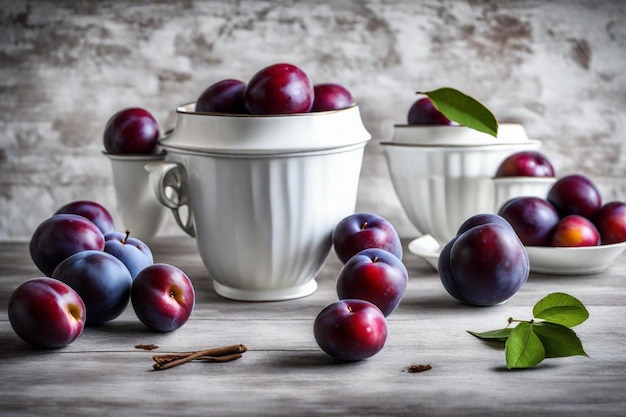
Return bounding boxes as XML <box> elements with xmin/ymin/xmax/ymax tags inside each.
<box><xmin>492</xmin><ymin>176</ymin><xmax>557</xmax><ymax>212</ymax></box>
<box><xmin>104</xmin><ymin>152</ymin><xmax>170</xmax><ymax>242</ymax></box>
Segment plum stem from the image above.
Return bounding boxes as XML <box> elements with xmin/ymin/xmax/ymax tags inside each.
<box><xmin>361</xmin><ymin>222</ymin><xmax>368</xmax><ymax>230</ymax></box>
<box><xmin>507</xmin><ymin>317</ymin><xmax>534</xmax><ymax>325</ymax></box>
<box><xmin>372</xmin><ymin>256</ymin><xmax>379</xmax><ymax>263</ymax></box>
<box><xmin>123</xmin><ymin>229</ymin><xmax>131</xmax><ymax>245</ymax></box>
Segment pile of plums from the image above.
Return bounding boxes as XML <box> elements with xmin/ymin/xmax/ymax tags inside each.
<box><xmin>101</xmin><ymin>62</ymin><xmax>354</xmax><ymax>158</ymax></box>
<box><xmin>195</xmin><ymin>62</ymin><xmax>354</xmax><ymax>115</ymax></box>
<box><xmin>8</xmin><ymin>200</ymin><xmax>195</xmax><ymax>348</ymax></box>
<box><xmin>438</xmin><ymin>213</ymin><xmax>529</xmax><ymax>307</ymax></box>
<box><xmin>495</xmin><ymin>151</ymin><xmax>626</xmax><ymax>247</ymax></box>
<box><xmin>313</xmin><ymin>213</ymin><xmax>408</xmax><ymax>361</ymax></box>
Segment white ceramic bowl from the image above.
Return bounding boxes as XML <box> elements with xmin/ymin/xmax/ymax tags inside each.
<box><xmin>408</xmin><ymin>235</ymin><xmax>626</xmax><ymax>275</ymax></box>
<box><xmin>147</xmin><ymin>104</ymin><xmax>371</xmax><ymax>301</ymax></box>
<box><xmin>525</xmin><ymin>242</ymin><xmax>626</xmax><ymax>275</ymax></box>
<box><xmin>382</xmin><ymin>124</ymin><xmax>542</xmax><ymax>244</ymax></box>
<box><xmin>492</xmin><ymin>176</ymin><xmax>557</xmax><ymax>212</ymax></box>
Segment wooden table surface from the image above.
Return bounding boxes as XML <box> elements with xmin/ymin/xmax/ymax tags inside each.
<box><xmin>1</xmin><ymin>236</ymin><xmax>625</xmax><ymax>417</ymax></box>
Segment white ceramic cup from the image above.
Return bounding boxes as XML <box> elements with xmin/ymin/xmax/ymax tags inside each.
<box><xmin>146</xmin><ymin>104</ymin><xmax>371</xmax><ymax>301</ymax></box>
<box><xmin>104</xmin><ymin>152</ymin><xmax>170</xmax><ymax>242</ymax></box>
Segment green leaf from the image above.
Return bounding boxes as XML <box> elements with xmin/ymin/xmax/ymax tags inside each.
<box><xmin>467</xmin><ymin>328</ymin><xmax>512</xmax><ymax>342</ymax></box>
<box><xmin>420</xmin><ymin>87</ymin><xmax>499</xmax><ymax>137</ymax></box>
<box><xmin>505</xmin><ymin>322</ymin><xmax>545</xmax><ymax>369</ymax></box>
<box><xmin>533</xmin><ymin>292</ymin><xmax>589</xmax><ymax>328</ymax></box>
<box><xmin>533</xmin><ymin>322</ymin><xmax>589</xmax><ymax>358</ymax></box>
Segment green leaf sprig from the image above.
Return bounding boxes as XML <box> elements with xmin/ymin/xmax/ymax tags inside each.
<box><xmin>420</xmin><ymin>87</ymin><xmax>499</xmax><ymax>137</ymax></box>
<box><xmin>468</xmin><ymin>292</ymin><xmax>589</xmax><ymax>369</ymax></box>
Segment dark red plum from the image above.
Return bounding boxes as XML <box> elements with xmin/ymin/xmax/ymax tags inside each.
<box><xmin>195</xmin><ymin>79</ymin><xmax>247</xmax><ymax>114</ymax></box>
<box><xmin>311</xmin><ymin>83</ymin><xmax>354</xmax><ymax>112</ymax></box>
<box><xmin>29</xmin><ymin>214</ymin><xmax>105</xmax><ymax>276</ymax></box>
<box><xmin>8</xmin><ymin>277</ymin><xmax>86</xmax><ymax>348</ymax></box>
<box><xmin>438</xmin><ymin>223</ymin><xmax>529</xmax><ymax>306</ymax></box>
<box><xmin>131</xmin><ymin>264</ymin><xmax>195</xmax><ymax>332</ymax></box>
<box><xmin>495</xmin><ymin>151</ymin><xmax>555</xmax><ymax>178</ymax></box>
<box><xmin>313</xmin><ymin>299</ymin><xmax>388</xmax><ymax>361</ymax></box>
<box><xmin>547</xmin><ymin>174</ymin><xmax>602</xmax><ymax>219</ymax></box>
<box><xmin>551</xmin><ymin>215</ymin><xmax>600</xmax><ymax>247</ymax></box>
<box><xmin>104</xmin><ymin>230</ymin><xmax>153</xmax><ymax>280</ymax></box>
<box><xmin>332</xmin><ymin>212</ymin><xmax>403</xmax><ymax>264</ymax></box>
<box><xmin>594</xmin><ymin>201</ymin><xmax>626</xmax><ymax>244</ymax></box>
<box><xmin>457</xmin><ymin>213</ymin><xmax>513</xmax><ymax>235</ymax></box>
<box><xmin>52</xmin><ymin>250</ymin><xmax>132</xmax><ymax>325</ymax></box>
<box><xmin>103</xmin><ymin>107</ymin><xmax>160</xmax><ymax>154</ymax></box>
<box><xmin>54</xmin><ymin>200</ymin><xmax>115</xmax><ymax>235</ymax></box>
<box><xmin>244</xmin><ymin>63</ymin><xmax>314</xmax><ymax>115</ymax></box>
<box><xmin>407</xmin><ymin>97</ymin><xmax>451</xmax><ymax>125</ymax></box>
<box><xmin>498</xmin><ymin>197</ymin><xmax>560</xmax><ymax>246</ymax></box>
<box><xmin>336</xmin><ymin>248</ymin><xmax>408</xmax><ymax>317</ymax></box>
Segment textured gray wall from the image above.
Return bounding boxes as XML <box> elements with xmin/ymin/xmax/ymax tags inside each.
<box><xmin>1</xmin><ymin>0</ymin><xmax>625</xmax><ymax>240</ymax></box>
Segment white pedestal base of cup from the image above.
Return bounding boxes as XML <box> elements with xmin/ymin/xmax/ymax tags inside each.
<box><xmin>212</xmin><ymin>279</ymin><xmax>318</xmax><ymax>302</ymax></box>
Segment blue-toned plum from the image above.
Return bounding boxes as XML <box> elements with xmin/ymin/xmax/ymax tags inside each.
<box><xmin>438</xmin><ymin>222</ymin><xmax>529</xmax><ymax>306</ymax></box>
<box><xmin>52</xmin><ymin>250</ymin><xmax>132</xmax><ymax>325</ymax></box>
<box><xmin>104</xmin><ymin>230</ymin><xmax>153</xmax><ymax>280</ymax></box>
<box><xmin>456</xmin><ymin>213</ymin><xmax>513</xmax><ymax>235</ymax></box>
<box><xmin>498</xmin><ymin>197</ymin><xmax>560</xmax><ymax>246</ymax></box>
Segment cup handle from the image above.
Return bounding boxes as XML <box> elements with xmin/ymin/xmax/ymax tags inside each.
<box><xmin>145</xmin><ymin>161</ymin><xmax>196</xmax><ymax>237</ymax></box>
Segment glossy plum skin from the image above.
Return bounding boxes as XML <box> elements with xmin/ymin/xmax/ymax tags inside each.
<box><xmin>8</xmin><ymin>277</ymin><xmax>86</xmax><ymax>348</ymax></box>
<box><xmin>332</xmin><ymin>212</ymin><xmax>403</xmax><ymax>264</ymax></box>
<box><xmin>438</xmin><ymin>223</ymin><xmax>529</xmax><ymax>306</ymax></box>
<box><xmin>311</xmin><ymin>83</ymin><xmax>353</xmax><ymax>112</ymax></box>
<box><xmin>29</xmin><ymin>214</ymin><xmax>105</xmax><ymax>276</ymax></box>
<box><xmin>52</xmin><ymin>250</ymin><xmax>132</xmax><ymax>325</ymax></box>
<box><xmin>244</xmin><ymin>63</ymin><xmax>314</xmax><ymax>115</ymax></box>
<box><xmin>103</xmin><ymin>107</ymin><xmax>160</xmax><ymax>154</ymax></box>
<box><xmin>195</xmin><ymin>79</ymin><xmax>247</xmax><ymax>114</ymax></box>
<box><xmin>336</xmin><ymin>248</ymin><xmax>408</xmax><ymax>317</ymax></box>
<box><xmin>104</xmin><ymin>231</ymin><xmax>153</xmax><ymax>280</ymax></box>
<box><xmin>495</xmin><ymin>151</ymin><xmax>555</xmax><ymax>177</ymax></box>
<box><xmin>547</xmin><ymin>174</ymin><xmax>602</xmax><ymax>219</ymax></box>
<box><xmin>498</xmin><ymin>197</ymin><xmax>560</xmax><ymax>246</ymax></box>
<box><xmin>407</xmin><ymin>97</ymin><xmax>451</xmax><ymax>125</ymax></box>
<box><xmin>131</xmin><ymin>264</ymin><xmax>195</xmax><ymax>332</ymax></box>
<box><xmin>313</xmin><ymin>299</ymin><xmax>388</xmax><ymax>361</ymax></box>
<box><xmin>54</xmin><ymin>200</ymin><xmax>115</xmax><ymax>235</ymax></box>
<box><xmin>551</xmin><ymin>215</ymin><xmax>601</xmax><ymax>247</ymax></box>
<box><xmin>457</xmin><ymin>213</ymin><xmax>513</xmax><ymax>235</ymax></box>
<box><xmin>594</xmin><ymin>201</ymin><xmax>626</xmax><ymax>244</ymax></box>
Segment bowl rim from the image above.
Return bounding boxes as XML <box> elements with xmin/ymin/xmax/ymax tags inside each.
<box><xmin>380</xmin><ymin>139</ymin><xmax>542</xmax><ymax>150</ymax></box>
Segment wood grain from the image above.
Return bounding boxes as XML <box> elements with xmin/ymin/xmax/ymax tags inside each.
<box><xmin>1</xmin><ymin>237</ymin><xmax>625</xmax><ymax>416</ymax></box>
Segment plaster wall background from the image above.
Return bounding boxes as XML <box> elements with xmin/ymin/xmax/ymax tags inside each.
<box><xmin>1</xmin><ymin>0</ymin><xmax>625</xmax><ymax>240</ymax></box>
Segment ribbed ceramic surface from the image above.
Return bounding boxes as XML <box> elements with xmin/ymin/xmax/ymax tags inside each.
<box><xmin>383</xmin><ymin>141</ymin><xmax>541</xmax><ymax>244</ymax></box>
<box><xmin>170</xmin><ymin>143</ymin><xmax>365</xmax><ymax>300</ymax></box>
